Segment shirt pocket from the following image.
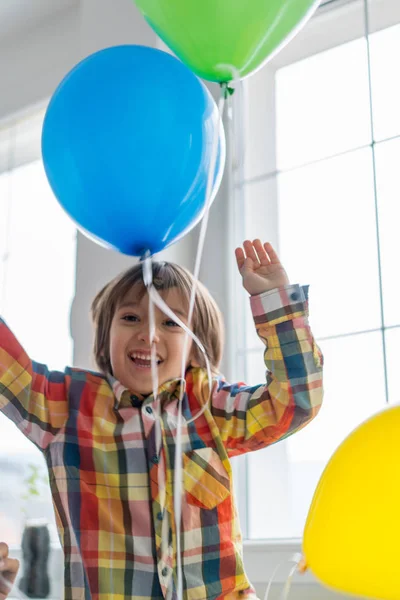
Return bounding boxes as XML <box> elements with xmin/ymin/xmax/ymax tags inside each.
<box><xmin>183</xmin><ymin>447</ymin><xmax>230</xmax><ymax>509</ymax></box>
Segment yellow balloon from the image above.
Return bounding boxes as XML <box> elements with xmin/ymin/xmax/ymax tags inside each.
<box><xmin>303</xmin><ymin>405</ymin><xmax>400</xmax><ymax>600</ymax></box>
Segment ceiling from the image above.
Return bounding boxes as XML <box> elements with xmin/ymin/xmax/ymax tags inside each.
<box><xmin>0</xmin><ymin>0</ymin><xmax>78</xmax><ymax>41</ymax></box>
<box><xmin>0</xmin><ymin>0</ymin><xmax>352</xmax><ymax>45</ymax></box>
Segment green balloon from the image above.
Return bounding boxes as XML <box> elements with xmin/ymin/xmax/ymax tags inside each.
<box><xmin>134</xmin><ymin>0</ymin><xmax>321</xmax><ymax>82</ymax></box>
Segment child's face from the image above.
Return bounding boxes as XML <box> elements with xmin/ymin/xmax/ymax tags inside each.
<box><xmin>109</xmin><ymin>285</ymin><xmax>194</xmax><ymax>395</ymax></box>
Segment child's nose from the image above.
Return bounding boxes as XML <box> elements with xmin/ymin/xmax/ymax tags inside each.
<box><xmin>137</xmin><ymin>325</ymin><xmax>160</xmax><ymax>344</ymax></box>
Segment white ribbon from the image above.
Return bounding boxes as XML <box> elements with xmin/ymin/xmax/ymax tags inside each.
<box><xmin>141</xmin><ymin>83</ymin><xmax>227</xmax><ymax>599</ymax></box>
<box><xmin>263</xmin><ymin>553</ymin><xmax>303</xmax><ymax>600</ymax></box>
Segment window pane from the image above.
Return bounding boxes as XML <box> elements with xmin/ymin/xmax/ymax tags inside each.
<box><xmin>0</xmin><ymin>419</ymin><xmax>53</xmax><ymax>546</ymax></box>
<box><xmin>369</xmin><ymin>22</ymin><xmax>400</xmax><ymax>141</ymax></box>
<box><xmin>276</xmin><ymin>38</ymin><xmax>371</xmax><ymax>170</ymax></box>
<box><xmin>244</xmin><ymin>179</ymin><xmax>278</xmax><ymax>247</ymax></box>
<box><xmin>245</xmin><ymin>349</ymin><xmax>267</xmax><ymax>388</ymax></box>
<box><xmin>247</xmin><ymin>330</ymin><xmax>386</xmax><ymax>539</ymax></box>
<box><xmin>278</xmin><ymin>148</ymin><xmax>381</xmax><ymax>338</ymax></box>
<box><xmin>1</xmin><ymin>159</ymin><xmax>76</xmax><ymax>547</ymax></box>
<box><xmin>245</xmin><ymin>304</ymin><xmax>265</xmax><ymax>354</ymax></box>
<box><xmin>248</xmin><ymin>440</ymin><xmax>295</xmax><ymax>539</ymax></box>
<box><xmin>375</xmin><ymin>137</ymin><xmax>400</xmax><ymax>328</ymax></box>
<box><xmin>288</xmin><ymin>331</ymin><xmax>386</xmax><ymax>462</ymax></box>
<box><xmin>385</xmin><ymin>326</ymin><xmax>400</xmax><ymax>405</ymax></box>
<box><xmin>3</xmin><ymin>161</ymin><xmax>76</xmax><ymax>369</ymax></box>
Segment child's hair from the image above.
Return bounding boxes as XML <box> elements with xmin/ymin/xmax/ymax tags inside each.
<box><xmin>91</xmin><ymin>261</ymin><xmax>224</xmax><ymax>377</ymax></box>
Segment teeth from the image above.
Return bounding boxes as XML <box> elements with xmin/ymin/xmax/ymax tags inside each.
<box><xmin>129</xmin><ymin>352</ymin><xmax>162</xmax><ymax>362</ymax></box>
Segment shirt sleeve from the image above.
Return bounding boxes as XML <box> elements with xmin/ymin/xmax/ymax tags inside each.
<box><xmin>0</xmin><ymin>317</ymin><xmax>69</xmax><ymax>450</ymax></box>
<box><xmin>211</xmin><ymin>285</ymin><xmax>324</xmax><ymax>457</ymax></box>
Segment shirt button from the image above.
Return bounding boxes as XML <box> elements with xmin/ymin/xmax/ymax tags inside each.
<box><xmin>161</xmin><ymin>567</ymin><xmax>168</xmax><ymax>577</ymax></box>
<box><xmin>145</xmin><ymin>406</ymin><xmax>153</xmax><ymax>414</ymax></box>
<box><xmin>290</xmin><ymin>292</ymin><xmax>299</xmax><ymax>301</ymax></box>
<box><xmin>151</xmin><ymin>455</ymin><xmax>160</xmax><ymax>464</ymax></box>
<box><xmin>157</xmin><ymin>512</ymin><xmax>163</xmax><ymax>520</ymax></box>
<box><xmin>130</xmin><ymin>395</ymin><xmax>141</xmax><ymax>407</ymax></box>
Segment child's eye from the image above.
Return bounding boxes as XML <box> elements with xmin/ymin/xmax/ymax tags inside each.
<box><xmin>122</xmin><ymin>314</ymin><xmax>139</xmax><ymax>322</ymax></box>
<box><xmin>165</xmin><ymin>319</ymin><xmax>180</xmax><ymax>328</ymax></box>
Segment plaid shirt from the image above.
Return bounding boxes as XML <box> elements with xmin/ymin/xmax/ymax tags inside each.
<box><xmin>0</xmin><ymin>284</ymin><xmax>323</xmax><ymax>600</ymax></box>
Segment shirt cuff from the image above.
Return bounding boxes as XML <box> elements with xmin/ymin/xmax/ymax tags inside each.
<box><xmin>250</xmin><ymin>284</ymin><xmax>309</xmax><ymax>326</ymax></box>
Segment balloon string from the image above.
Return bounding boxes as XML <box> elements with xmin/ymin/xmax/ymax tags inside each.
<box><xmin>141</xmin><ymin>81</ymin><xmax>225</xmax><ymax>597</ymax></box>
<box><xmin>145</xmin><ymin>284</ymin><xmax>213</xmax><ymax>410</ymax></box>
<box><xmin>142</xmin><ymin>269</ymin><xmax>215</xmax><ymax>599</ymax></box>
<box><xmin>218</xmin><ymin>64</ymin><xmax>246</xmax><ymax>187</ymax></box>
<box><xmin>174</xmin><ymin>86</ymin><xmax>226</xmax><ymax>600</ymax></box>
<box><xmin>142</xmin><ymin>252</ymin><xmax>163</xmax><ymax>453</ymax></box>
<box><xmin>263</xmin><ymin>553</ymin><xmax>303</xmax><ymax>600</ymax></box>
<box><xmin>180</xmin><ymin>88</ymin><xmax>226</xmax><ymax>409</ymax></box>
<box><xmin>141</xmin><ymin>254</ymin><xmax>216</xmax><ymax>597</ymax></box>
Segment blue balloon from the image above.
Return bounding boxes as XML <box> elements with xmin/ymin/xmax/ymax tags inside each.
<box><xmin>42</xmin><ymin>45</ymin><xmax>225</xmax><ymax>256</ymax></box>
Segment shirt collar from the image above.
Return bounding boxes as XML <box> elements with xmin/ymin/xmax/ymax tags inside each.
<box><xmin>107</xmin><ymin>373</ymin><xmax>188</xmax><ymax>409</ymax></box>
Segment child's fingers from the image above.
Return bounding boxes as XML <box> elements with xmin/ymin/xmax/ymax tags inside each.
<box><xmin>0</xmin><ymin>544</ymin><xmax>19</xmax><ymax>591</ymax></box>
<box><xmin>0</xmin><ymin>544</ymin><xmax>9</xmax><ymax>561</ymax></box>
<box><xmin>235</xmin><ymin>247</ymin><xmax>245</xmax><ymax>270</ymax></box>
<box><xmin>0</xmin><ymin>558</ymin><xmax>20</xmax><ymax>600</ymax></box>
<box><xmin>253</xmin><ymin>239</ymin><xmax>271</xmax><ymax>265</ymax></box>
<box><xmin>263</xmin><ymin>242</ymin><xmax>281</xmax><ymax>264</ymax></box>
<box><xmin>0</xmin><ymin>558</ymin><xmax>19</xmax><ymax>575</ymax></box>
<box><xmin>243</xmin><ymin>240</ymin><xmax>259</xmax><ymax>264</ymax></box>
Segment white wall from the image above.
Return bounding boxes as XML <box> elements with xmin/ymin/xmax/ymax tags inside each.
<box><xmin>0</xmin><ymin>0</ymin><xmax>158</xmax><ymax>121</ymax></box>
<box><xmin>0</xmin><ymin>4</ymin><xmax>80</xmax><ymax>122</ymax></box>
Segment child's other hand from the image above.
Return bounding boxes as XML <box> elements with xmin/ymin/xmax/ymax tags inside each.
<box><xmin>0</xmin><ymin>542</ymin><xmax>19</xmax><ymax>600</ymax></box>
<box><xmin>235</xmin><ymin>240</ymin><xmax>289</xmax><ymax>296</ymax></box>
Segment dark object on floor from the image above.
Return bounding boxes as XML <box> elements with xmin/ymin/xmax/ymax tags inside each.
<box><xmin>19</xmin><ymin>521</ymin><xmax>50</xmax><ymax>598</ymax></box>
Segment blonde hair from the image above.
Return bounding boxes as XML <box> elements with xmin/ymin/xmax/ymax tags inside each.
<box><xmin>91</xmin><ymin>261</ymin><xmax>224</xmax><ymax>377</ymax></box>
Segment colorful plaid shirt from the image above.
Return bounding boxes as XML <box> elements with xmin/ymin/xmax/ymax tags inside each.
<box><xmin>0</xmin><ymin>284</ymin><xmax>323</xmax><ymax>600</ymax></box>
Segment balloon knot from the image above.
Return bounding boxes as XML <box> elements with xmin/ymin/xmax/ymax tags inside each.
<box><xmin>297</xmin><ymin>557</ymin><xmax>308</xmax><ymax>574</ymax></box>
<box><xmin>140</xmin><ymin>250</ymin><xmax>153</xmax><ymax>287</ymax></box>
<box><xmin>220</xmin><ymin>82</ymin><xmax>235</xmax><ymax>99</ymax></box>
<box><xmin>139</xmin><ymin>250</ymin><xmax>151</xmax><ymax>262</ymax></box>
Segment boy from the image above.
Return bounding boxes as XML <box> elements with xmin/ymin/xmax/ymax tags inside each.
<box><xmin>0</xmin><ymin>240</ymin><xmax>323</xmax><ymax>599</ymax></box>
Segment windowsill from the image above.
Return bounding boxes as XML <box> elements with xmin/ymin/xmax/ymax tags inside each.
<box><xmin>242</xmin><ymin>538</ymin><xmax>318</xmax><ymax>585</ymax></box>
<box><xmin>9</xmin><ymin>539</ymin><xmax>324</xmax><ymax>593</ymax></box>
<box><xmin>243</xmin><ymin>537</ymin><xmax>302</xmax><ymax>552</ymax></box>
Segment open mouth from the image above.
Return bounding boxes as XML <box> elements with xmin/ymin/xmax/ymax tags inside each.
<box><xmin>128</xmin><ymin>352</ymin><xmax>163</xmax><ymax>369</ymax></box>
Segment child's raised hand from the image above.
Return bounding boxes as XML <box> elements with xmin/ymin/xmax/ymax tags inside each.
<box><xmin>0</xmin><ymin>542</ymin><xmax>19</xmax><ymax>600</ymax></box>
<box><xmin>235</xmin><ymin>240</ymin><xmax>289</xmax><ymax>296</ymax></box>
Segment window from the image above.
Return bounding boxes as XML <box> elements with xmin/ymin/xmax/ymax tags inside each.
<box><xmin>234</xmin><ymin>0</ymin><xmax>400</xmax><ymax>540</ymax></box>
<box><xmin>0</xmin><ymin>109</ymin><xmax>77</xmax><ymax>545</ymax></box>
